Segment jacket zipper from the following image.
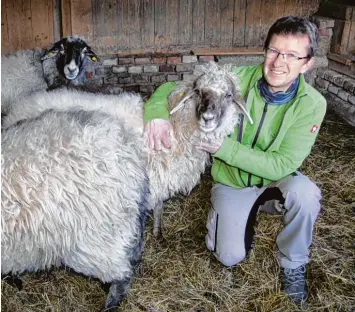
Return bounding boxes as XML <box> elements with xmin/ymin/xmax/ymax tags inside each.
<box><xmin>247</xmin><ymin>102</ymin><xmax>269</xmax><ymax>186</ymax></box>
<box><xmin>236</xmin><ymin>114</ymin><xmax>247</xmax><ymax>187</ymax></box>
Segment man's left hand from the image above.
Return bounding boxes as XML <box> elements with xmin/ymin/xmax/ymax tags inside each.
<box><xmin>195</xmin><ymin>141</ymin><xmax>222</xmax><ymax>154</ymax></box>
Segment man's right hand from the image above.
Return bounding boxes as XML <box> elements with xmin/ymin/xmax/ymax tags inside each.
<box><xmin>145</xmin><ymin>119</ymin><xmax>175</xmax><ymax>151</ymax></box>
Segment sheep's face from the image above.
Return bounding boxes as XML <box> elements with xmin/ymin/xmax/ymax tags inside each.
<box><xmin>169</xmin><ymin>62</ymin><xmax>253</xmax><ymax>133</ymax></box>
<box><xmin>41</xmin><ymin>37</ymin><xmax>99</xmax><ymax>81</ymax></box>
<box><xmin>195</xmin><ymin>87</ymin><xmax>233</xmax><ymax>133</ymax></box>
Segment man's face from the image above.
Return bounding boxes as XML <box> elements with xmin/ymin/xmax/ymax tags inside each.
<box><xmin>263</xmin><ymin>34</ymin><xmax>314</xmax><ymax>93</ymax></box>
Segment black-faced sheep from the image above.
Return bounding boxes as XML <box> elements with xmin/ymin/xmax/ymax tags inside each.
<box><xmin>1</xmin><ymin>36</ymin><xmax>100</xmax><ymax>115</ymax></box>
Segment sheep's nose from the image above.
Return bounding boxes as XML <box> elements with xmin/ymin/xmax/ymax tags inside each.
<box><xmin>67</xmin><ymin>60</ymin><xmax>77</xmax><ymax>71</ymax></box>
<box><xmin>202</xmin><ymin>112</ymin><xmax>214</xmax><ymax>122</ymax></box>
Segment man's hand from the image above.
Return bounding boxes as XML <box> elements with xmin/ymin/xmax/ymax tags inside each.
<box><xmin>145</xmin><ymin>119</ymin><xmax>175</xmax><ymax>151</ymax></box>
<box><xmin>195</xmin><ymin>141</ymin><xmax>222</xmax><ymax>154</ymax></box>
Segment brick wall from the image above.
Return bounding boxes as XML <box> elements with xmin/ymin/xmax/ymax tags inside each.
<box><xmin>315</xmin><ymin>67</ymin><xmax>355</xmax><ymax>126</ymax></box>
<box><xmin>90</xmin><ymin>54</ymin><xmax>212</xmax><ymax>95</ymax></box>
<box><xmin>311</xmin><ymin>15</ymin><xmax>355</xmax><ymax>126</ymax></box>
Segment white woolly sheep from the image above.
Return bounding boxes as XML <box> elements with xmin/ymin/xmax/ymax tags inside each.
<box><xmin>2</xmin><ymin>62</ymin><xmax>252</xmax><ymax>239</ymax></box>
<box><xmin>1</xmin><ymin>36</ymin><xmax>100</xmax><ymax>115</ymax></box>
<box><xmin>2</xmin><ymin>104</ymin><xmax>149</xmax><ymax>311</ymax></box>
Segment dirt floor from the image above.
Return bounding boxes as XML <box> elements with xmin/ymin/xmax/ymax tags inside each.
<box><xmin>2</xmin><ymin>111</ymin><xmax>355</xmax><ymax>312</ymax></box>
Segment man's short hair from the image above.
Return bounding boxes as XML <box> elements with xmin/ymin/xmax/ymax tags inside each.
<box><xmin>263</xmin><ymin>16</ymin><xmax>320</xmax><ymax>58</ymax></box>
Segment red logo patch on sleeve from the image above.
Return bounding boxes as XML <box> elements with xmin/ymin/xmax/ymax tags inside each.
<box><xmin>310</xmin><ymin>125</ymin><xmax>319</xmax><ymax>133</ymax></box>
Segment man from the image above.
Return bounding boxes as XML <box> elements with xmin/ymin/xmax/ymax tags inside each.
<box><xmin>144</xmin><ymin>16</ymin><xmax>326</xmax><ymax>305</ymax></box>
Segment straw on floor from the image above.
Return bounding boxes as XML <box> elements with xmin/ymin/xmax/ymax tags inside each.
<box><xmin>2</xmin><ymin>111</ymin><xmax>354</xmax><ymax>312</ymax></box>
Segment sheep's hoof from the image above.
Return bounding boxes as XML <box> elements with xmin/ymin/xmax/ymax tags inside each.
<box><xmin>153</xmin><ymin>228</ymin><xmax>164</xmax><ymax>242</ymax></box>
<box><xmin>101</xmin><ymin>278</ymin><xmax>131</xmax><ymax>312</ymax></box>
<box><xmin>2</xmin><ymin>274</ymin><xmax>23</xmax><ymax>291</ymax></box>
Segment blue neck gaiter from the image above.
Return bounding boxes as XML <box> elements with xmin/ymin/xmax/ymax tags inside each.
<box><xmin>258</xmin><ymin>76</ymin><xmax>300</xmax><ymax>105</ymax></box>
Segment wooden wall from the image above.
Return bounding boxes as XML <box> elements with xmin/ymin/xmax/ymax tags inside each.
<box><xmin>1</xmin><ymin>0</ymin><xmax>54</xmax><ymax>53</ymax></box>
<box><xmin>2</xmin><ymin>0</ymin><xmax>320</xmax><ymax>54</ymax></box>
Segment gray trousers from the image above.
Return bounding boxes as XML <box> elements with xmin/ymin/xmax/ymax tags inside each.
<box><xmin>205</xmin><ymin>172</ymin><xmax>321</xmax><ymax>269</ymax></box>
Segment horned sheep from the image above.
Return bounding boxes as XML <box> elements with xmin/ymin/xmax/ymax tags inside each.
<box><xmin>1</xmin><ymin>62</ymin><xmax>252</xmax><ymax>309</ymax></box>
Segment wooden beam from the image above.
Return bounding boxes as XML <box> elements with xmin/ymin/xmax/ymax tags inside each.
<box><xmin>328</xmin><ymin>52</ymin><xmax>353</xmax><ymax>66</ymax></box>
<box><xmin>192</xmin><ymin>47</ymin><xmax>264</xmax><ymax>55</ymax></box>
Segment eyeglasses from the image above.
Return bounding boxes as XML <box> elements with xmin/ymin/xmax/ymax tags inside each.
<box><xmin>264</xmin><ymin>47</ymin><xmax>309</xmax><ymax>63</ymax></box>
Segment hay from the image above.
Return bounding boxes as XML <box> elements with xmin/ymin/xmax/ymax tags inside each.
<box><xmin>2</xmin><ymin>111</ymin><xmax>355</xmax><ymax>312</ymax></box>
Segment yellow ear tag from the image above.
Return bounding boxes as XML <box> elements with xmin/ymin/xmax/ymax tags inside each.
<box><xmin>91</xmin><ymin>56</ymin><xmax>97</xmax><ymax>62</ymax></box>
<box><xmin>48</xmin><ymin>52</ymin><xmax>54</xmax><ymax>57</ymax></box>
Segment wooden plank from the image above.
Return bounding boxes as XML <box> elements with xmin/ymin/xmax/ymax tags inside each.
<box><xmin>328</xmin><ymin>53</ymin><xmax>353</xmax><ymax>66</ymax></box>
<box><xmin>284</xmin><ymin>0</ymin><xmax>318</xmax><ymax>17</ymax></box>
<box><xmin>154</xmin><ymin>0</ymin><xmax>167</xmax><ymax>46</ymax></box>
<box><xmin>30</xmin><ymin>0</ymin><xmax>54</xmax><ymax>47</ymax></box>
<box><xmin>347</xmin><ymin>21</ymin><xmax>355</xmax><ymax>55</ymax></box>
<box><xmin>192</xmin><ymin>47</ymin><xmax>264</xmax><ymax>55</ymax></box>
<box><xmin>1</xmin><ymin>0</ymin><xmax>10</xmax><ymax>53</ymax></box>
<box><xmin>179</xmin><ymin>0</ymin><xmax>193</xmax><ymax>45</ymax></box>
<box><xmin>192</xmin><ymin>0</ymin><xmax>205</xmax><ymax>45</ymax></box>
<box><xmin>317</xmin><ymin>2</ymin><xmax>354</xmax><ymax>21</ymax></box>
<box><xmin>283</xmin><ymin>0</ymin><xmax>294</xmax><ymax>17</ymax></box>
<box><xmin>61</xmin><ymin>0</ymin><xmax>72</xmax><ymax>37</ymax></box>
<box><xmin>92</xmin><ymin>0</ymin><xmax>118</xmax><ymax>37</ymax></box>
<box><xmin>341</xmin><ymin>20</ymin><xmax>352</xmax><ymax>55</ymax></box>
<box><xmin>127</xmin><ymin>0</ymin><xmax>142</xmax><ymax>47</ymax></box>
<box><xmin>245</xmin><ymin>0</ymin><xmax>262</xmax><ymax>47</ymax></box>
<box><xmin>337</xmin><ymin>20</ymin><xmax>352</xmax><ymax>55</ymax></box>
<box><xmin>205</xmin><ymin>0</ymin><xmax>220</xmax><ymax>46</ymax></box>
<box><xmin>220</xmin><ymin>0</ymin><xmax>234</xmax><ymax>46</ymax></box>
<box><xmin>233</xmin><ymin>0</ymin><xmax>246</xmax><ymax>47</ymax></box>
<box><xmin>260</xmin><ymin>0</ymin><xmax>281</xmax><ymax>46</ymax></box>
<box><xmin>141</xmin><ymin>0</ymin><xmax>155</xmax><ymax>46</ymax></box>
<box><xmin>114</xmin><ymin>0</ymin><xmax>129</xmax><ymax>47</ymax></box>
<box><xmin>53</xmin><ymin>0</ymin><xmax>61</xmax><ymax>41</ymax></box>
<box><xmin>165</xmin><ymin>0</ymin><xmax>179</xmax><ymax>45</ymax></box>
<box><xmin>6</xmin><ymin>0</ymin><xmax>33</xmax><ymax>51</ymax></box>
<box><xmin>70</xmin><ymin>0</ymin><xmax>93</xmax><ymax>41</ymax></box>
<box><xmin>329</xmin><ymin>59</ymin><xmax>355</xmax><ymax>79</ymax></box>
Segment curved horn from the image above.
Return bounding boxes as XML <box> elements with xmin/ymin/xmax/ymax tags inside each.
<box><xmin>226</xmin><ymin>73</ymin><xmax>253</xmax><ymax>124</ymax></box>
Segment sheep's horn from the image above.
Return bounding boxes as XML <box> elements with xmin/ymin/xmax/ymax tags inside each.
<box><xmin>225</xmin><ymin>73</ymin><xmax>253</xmax><ymax>124</ymax></box>
<box><xmin>170</xmin><ymin>93</ymin><xmax>194</xmax><ymax>115</ymax></box>
<box><xmin>233</xmin><ymin>100</ymin><xmax>253</xmax><ymax>125</ymax></box>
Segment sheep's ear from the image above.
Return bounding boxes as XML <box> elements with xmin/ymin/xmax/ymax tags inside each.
<box><xmin>41</xmin><ymin>39</ymin><xmax>66</xmax><ymax>61</ymax></box>
<box><xmin>232</xmin><ymin>93</ymin><xmax>253</xmax><ymax>125</ymax></box>
<box><xmin>41</xmin><ymin>47</ymin><xmax>60</xmax><ymax>61</ymax></box>
<box><xmin>84</xmin><ymin>46</ymin><xmax>100</xmax><ymax>62</ymax></box>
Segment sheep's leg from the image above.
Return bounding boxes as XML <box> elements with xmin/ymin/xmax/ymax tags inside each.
<box><xmin>153</xmin><ymin>201</ymin><xmax>164</xmax><ymax>239</ymax></box>
<box><xmin>2</xmin><ymin>273</ymin><xmax>23</xmax><ymax>291</ymax></box>
<box><xmin>101</xmin><ymin>276</ymin><xmax>132</xmax><ymax>311</ymax></box>
<box><xmin>102</xmin><ymin>200</ymin><xmax>148</xmax><ymax>311</ymax></box>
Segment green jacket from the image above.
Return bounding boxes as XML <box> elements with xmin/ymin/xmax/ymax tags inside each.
<box><xmin>144</xmin><ymin>64</ymin><xmax>327</xmax><ymax>188</ymax></box>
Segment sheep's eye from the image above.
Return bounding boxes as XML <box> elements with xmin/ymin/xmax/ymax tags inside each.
<box><xmin>225</xmin><ymin>92</ymin><xmax>232</xmax><ymax>98</ymax></box>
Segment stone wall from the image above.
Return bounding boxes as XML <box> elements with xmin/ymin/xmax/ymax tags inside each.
<box><xmin>311</xmin><ymin>15</ymin><xmax>355</xmax><ymax>126</ymax></box>
<box><xmin>90</xmin><ymin>54</ymin><xmax>215</xmax><ymax>95</ymax></box>
<box><xmin>315</xmin><ymin>68</ymin><xmax>355</xmax><ymax>126</ymax></box>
